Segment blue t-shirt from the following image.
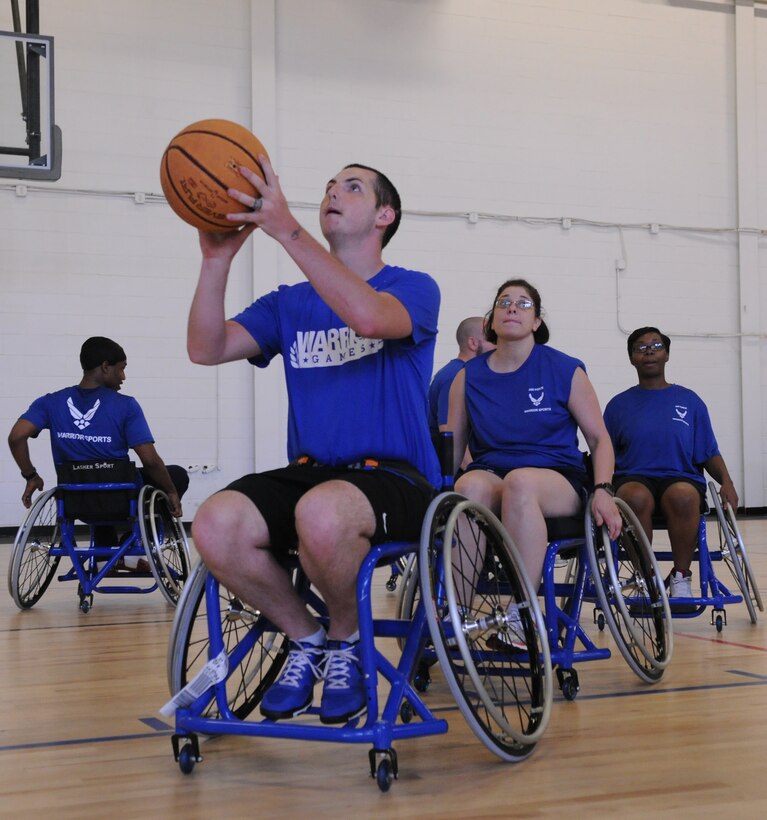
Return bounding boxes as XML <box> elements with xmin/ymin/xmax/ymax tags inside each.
<box><xmin>428</xmin><ymin>357</ymin><xmax>465</xmax><ymax>438</ymax></box>
<box><xmin>603</xmin><ymin>384</ymin><xmax>720</xmax><ymax>487</ymax></box>
<box><xmin>22</xmin><ymin>385</ymin><xmax>154</xmax><ymax>464</ymax></box>
<box><xmin>232</xmin><ymin>264</ymin><xmax>441</xmax><ymax>487</ymax></box>
<box><xmin>464</xmin><ymin>345</ymin><xmax>587</xmax><ymax>474</ymax></box>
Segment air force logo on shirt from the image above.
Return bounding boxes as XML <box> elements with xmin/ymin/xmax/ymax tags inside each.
<box><xmin>67</xmin><ymin>396</ymin><xmax>100</xmax><ymax>430</ymax></box>
<box><xmin>525</xmin><ymin>386</ymin><xmax>551</xmax><ymax>413</ymax></box>
<box><xmin>673</xmin><ymin>404</ymin><xmax>689</xmax><ymax>427</ymax></box>
<box><xmin>289</xmin><ymin>327</ymin><xmax>384</xmax><ymax>369</ymax></box>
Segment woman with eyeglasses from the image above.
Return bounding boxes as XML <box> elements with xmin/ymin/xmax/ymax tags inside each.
<box><xmin>603</xmin><ymin>326</ymin><xmax>738</xmax><ymax>603</ymax></box>
<box><xmin>447</xmin><ymin>278</ymin><xmax>622</xmax><ymax>646</ymax></box>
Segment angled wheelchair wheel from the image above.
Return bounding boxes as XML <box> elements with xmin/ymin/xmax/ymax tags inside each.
<box><xmin>139</xmin><ymin>487</ymin><xmax>192</xmax><ymax>606</ymax></box>
<box><xmin>168</xmin><ymin>560</ymin><xmax>307</xmax><ymax>719</ymax></box>
<box><xmin>708</xmin><ymin>481</ymin><xmax>763</xmax><ymax>624</ymax></box>
<box><xmin>419</xmin><ymin>493</ymin><xmax>552</xmax><ymax>762</ymax></box>
<box><xmin>584</xmin><ymin>498</ymin><xmax>673</xmax><ymax>683</ymax></box>
<box><xmin>395</xmin><ymin>553</ymin><xmax>419</xmax><ymax>649</ymax></box>
<box><xmin>8</xmin><ymin>488</ymin><xmax>62</xmax><ymax>609</ymax></box>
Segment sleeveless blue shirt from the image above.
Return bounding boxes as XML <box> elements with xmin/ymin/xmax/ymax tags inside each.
<box><xmin>464</xmin><ymin>345</ymin><xmax>586</xmax><ymax>474</ymax></box>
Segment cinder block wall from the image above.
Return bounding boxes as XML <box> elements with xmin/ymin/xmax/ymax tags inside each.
<box><xmin>1</xmin><ymin>0</ymin><xmax>765</xmax><ymax>526</ymax></box>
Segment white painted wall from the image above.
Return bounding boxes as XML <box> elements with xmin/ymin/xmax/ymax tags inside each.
<box><xmin>1</xmin><ymin>0</ymin><xmax>766</xmax><ymax>527</ymax></box>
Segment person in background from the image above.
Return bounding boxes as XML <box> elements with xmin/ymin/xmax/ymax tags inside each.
<box><xmin>428</xmin><ymin>315</ymin><xmax>494</xmax><ymax>442</ymax></box>
<box><xmin>447</xmin><ymin>278</ymin><xmax>621</xmax><ymax>646</ymax></box>
<box><xmin>8</xmin><ymin>336</ymin><xmax>187</xmax><ymax>570</ymax></box>
<box><xmin>603</xmin><ymin>326</ymin><xmax>738</xmax><ymax>603</ymax></box>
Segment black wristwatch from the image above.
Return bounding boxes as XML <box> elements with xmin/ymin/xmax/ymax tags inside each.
<box><xmin>22</xmin><ymin>469</ymin><xmax>38</xmax><ymax>481</ymax></box>
<box><xmin>593</xmin><ymin>482</ymin><xmax>615</xmax><ymax>497</ymax></box>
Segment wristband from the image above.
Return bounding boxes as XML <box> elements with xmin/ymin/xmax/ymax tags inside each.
<box><xmin>593</xmin><ymin>482</ymin><xmax>615</xmax><ymax>497</ymax></box>
<box><xmin>22</xmin><ymin>469</ymin><xmax>38</xmax><ymax>481</ymax></box>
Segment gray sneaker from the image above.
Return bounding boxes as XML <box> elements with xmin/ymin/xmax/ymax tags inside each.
<box><xmin>668</xmin><ymin>571</ymin><xmax>693</xmax><ymax>598</ymax></box>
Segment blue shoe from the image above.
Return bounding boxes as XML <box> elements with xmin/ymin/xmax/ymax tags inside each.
<box><xmin>260</xmin><ymin>639</ymin><xmax>325</xmax><ymax>720</ymax></box>
<box><xmin>319</xmin><ymin>640</ymin><xmax>366</xmax><ymax>725</ymax></box>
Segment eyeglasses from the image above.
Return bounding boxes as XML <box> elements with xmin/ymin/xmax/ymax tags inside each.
<box><xmin>632</xmin><ymin>341</ymin><xmax>665</xmax><ymax>354</ymax></box>
<box><xmin>494</xmin><ymin>297</ymin><xmax>535</xmax><ymax>311</ymax></box>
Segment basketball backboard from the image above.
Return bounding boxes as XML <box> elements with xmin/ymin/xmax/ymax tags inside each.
<box><xmin>0</xmin><ymin>29</ymin><xmax>61</xmax><ymax>180</ymax></box>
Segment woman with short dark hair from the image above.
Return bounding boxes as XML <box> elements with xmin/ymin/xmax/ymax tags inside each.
<box><xmin>604</xmin><ymin>327</ymin><xmax>738</xmax><ymax>603</ymax></box>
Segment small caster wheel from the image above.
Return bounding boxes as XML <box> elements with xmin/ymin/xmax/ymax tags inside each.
<box><xmin>80</xmin><ymin>599</ymin><xmax>91</xmax><ymax>613</ymax></box>
<box><xmin>376</xmin><ymin>758</ymin><xmax>394</xmax><ymax>792</ymax></box>
<box><xmin>178</xmin><ymin>744</ymin><xmax>196</xmax><ymax>774</ymax></box>
<box><xmin>596</xmin><ymin>612</ymin><xmax>605</xmax><ymax>632</ymax></box>
<box><xmin>715</xmin><ymin>614</ymin><xmax>723</xmax><ymax>633</ymax></box>
<box><xmin>561</xmin><ymin>676</ymin><xmax>579</xmax><ymax>701</ymax></box>
<box><xmin>385</xmin><ymin>577</ymin><xmax>397</xmax><ymax>592</ymax></box>
<box><xmin>414</xmin><ymin>665</ymin><xmax>431</xmax><ymax>692</ymax></box>
<box><xmin>399</xmin><ymin>701</ymin><xmax>414</xmax><ymax>724</ymax></box>
<box><xmin>557</xmin><ymin>668</ymin><xmax>580</xmax><ymax>701</ymax></box>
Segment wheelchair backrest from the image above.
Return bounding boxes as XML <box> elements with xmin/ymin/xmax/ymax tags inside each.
<box><xmin>55</xmin><ymin>460</ymin><xmax>139</xmax><ymax>522</ymax></box>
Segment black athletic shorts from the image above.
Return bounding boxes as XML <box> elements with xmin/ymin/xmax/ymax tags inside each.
<box><xmin>462</xmin><ymin>464</ymin><xmax>590</xmax><ymax>506</ymax></box>
<box><xmin>613</xmin><ymin>474</ymin><xmax>707</xmax><ymax>513</ymax></box>
<box><xmin>224</xmin><ymin>461</ymin><xmax>435</xmax><ymax>558</ymax></box>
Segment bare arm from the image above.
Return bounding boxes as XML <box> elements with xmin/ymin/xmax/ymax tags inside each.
<box><xmin>8</xmin><ymin>418</ymin><xmax>45</xmax><ymax>508</ymax></box>
<box><xmin>446</xmin><ymin>369</ymin><xmax>470</xmax><ymax>477</ymax></box>
<box><xmin>227</xmin><ymin>157</ymin><xmax>413</xmax><ymax>340</ymax></box>
<box><xmin>187</xmin><ymin>225</ymin><xmax>265</xmax><ymax>365</ymax></box>
<box><xmin>133</xmin><ymin>443</ymin><xmax>182</xmax><ymax>517</ymax></box>
<box><xmin>704</xmin><ymin>454</ymin><xmax>738</xmax><ymax>510</ymax></box>
<box><xmin>567</xmin><ymin>368</ymin><xmax>622</xmax><ymax>539</ymax></box>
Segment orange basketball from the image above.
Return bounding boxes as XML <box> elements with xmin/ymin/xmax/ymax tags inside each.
<box><xmin>160</xmin><ymin>119</ymin><xmax>269</xmax><ymax>232</ymax></box>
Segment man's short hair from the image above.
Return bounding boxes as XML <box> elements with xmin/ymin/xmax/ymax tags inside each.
<box><xmin>626</xmin><ymin>326</ymin><xmax>671</xmax><ymax>358</ymax></box>
<box><xmin>344</xmin><ymin>163</ymin><xmax>402</xmax><ymax>248</ymax></box>
<box><xmin>456</xmin><ymin>317</ymin><xmax>484</xmax><ymax>351</ymax></box>
<box><xmin>80</xmin><ymin>337</ymin><xmax>126</xmax><ymax>371</ymax></box>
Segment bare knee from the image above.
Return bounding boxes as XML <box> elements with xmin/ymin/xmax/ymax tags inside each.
<box><xmin>295</xmin><ymin>491</ymin><xmax>343</xmax><ymax>551</ymax></box>
<box><xmin>455</xmin><ymin>470</ymin><xmax>499</xmax><ymax>508</ymax></box>
<box><xmin>661</xmin><ymin>485</ymin><xmax>700</xmax><ymax>521</ymax></box>
<box><xmin>617</xmin><ymin>483</ymin><xmax>654</xmax><ymax>519</ymax></box>
<box><xmin>661</xmin><ymin>485</ymin><xmax>701</xmax><ymax>525</ymax></box>
<box><xmin>501</xmin><ymin>470</ymin><xmax>541</xmax><ymax>514</ymax></box>
<box><xmin>295</xmin><ymin>481</ymin><xmax>374</xmax><ymax>563</ymax></box>
<box><xmin>191</xmin><ymin>491</ymin><xmax>267</xmax><ymax>571</ymax></box>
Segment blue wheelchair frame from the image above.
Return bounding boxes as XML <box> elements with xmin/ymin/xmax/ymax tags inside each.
<box><xmin>165</xmin><ymin>484</ymin><xmax>670</xmax><ymax>786</ymax></box>
<box><xmin>540</xmin><ymin>522</ymin><xmax>611</xmax><ymax>699</ymax></box>
<box><xmin>169</xmin><ymin>540</ymin><xmax>450</xmax><ymax>789</ymax></box>
<box><xmin>167</xmin><ymin>491</ymin><xmax>554</xmax><ymax>788</ymax></box>
<box><xmin>648</xmin><ymin>481</ymin><xmax>763</xmax><ymax>630</ymax></box>
<box><xmin>395</xmin><ymin>498</ymin><xmax>672</xmax><ymax>700</ymax></box>
<box><xmin>8</xmin><ymin>463</ymin><xmax>190</xmax><ymax>612</ymax></box>
<box><xmin>535</xmin><ymin>500</ymin><xmax>673</xmax><ymax>699</ymax></box>
<box><xmin>55</xmin><ymin>479</ymin><xmax>161</xmax><ymax>609</ymax></box>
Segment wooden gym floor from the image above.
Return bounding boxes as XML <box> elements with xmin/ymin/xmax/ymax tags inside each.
<box><xmin>1</xmin><ymin>520</ymin><xmax>767</xmax><ymax>819</ymax></box>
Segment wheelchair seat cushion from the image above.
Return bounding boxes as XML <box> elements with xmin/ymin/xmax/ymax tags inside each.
<box><xmin>545</xmin><ymin>514</ymin><xmax>583</xmax><ymax>542</ymax></box>
<box><xmin>56</xmin><ymin>460</ymin><xmax>139</xmax><ymax>522</ymax></box>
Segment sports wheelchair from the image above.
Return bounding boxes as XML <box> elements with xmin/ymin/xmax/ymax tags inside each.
<box><xmin>164</xmin><ymin>486</ymin><xmax>673</xmax><ymax>788</ymax></box>
<box><xmin>399</xmin><ymin>495</ymin><xmax>673</xmax><ymax>703</ymax></box>
<box><xmin>645</xmin><ymin>480</ymin><xmax>763</xmax><ymax>631</ymax></box>
<box><xmin>7</xmin><ymin>460</ymin><xmax>191</xmax><ymax>613</ymax></box>
<box><xmin>164</xmin><ymin>491</ymin><xmax>555</xmax><ymax>790</ymax></box>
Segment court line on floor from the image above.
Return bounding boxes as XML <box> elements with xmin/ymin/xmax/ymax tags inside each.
<box><xmin>571</xmin><ymin>675</ymin><xmax>767</xmax><ymax>701</ymax></box>
<box><xmin>0</xmin><ymin>616</ymin><xmax>175</xmax><ymax>633</ymax></box>
<box><xmin>2</xmin><ymin>669</ymin><xmax>766</xmax><ymax>753</ymax></box>
<box><xmin>0</xmin><ymin>729</ymin><xmax>173</xmax><ymax>752</ymax></box>
<box><xmin>674</xmin><ymin>630</ymin><xmax>767</xmax><ymax>652</ymax></box>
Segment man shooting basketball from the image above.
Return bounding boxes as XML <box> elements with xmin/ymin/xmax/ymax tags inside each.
<box><xmin>187</xmin><ymin>158</ymin><xmax>440</xmax><ymax>724</ymax></box>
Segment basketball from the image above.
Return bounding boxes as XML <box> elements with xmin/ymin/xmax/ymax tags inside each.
<box><xmin>160</xmin><ymin>119</ymin><xmax>269</xmax><ymax>232</ymax></box>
